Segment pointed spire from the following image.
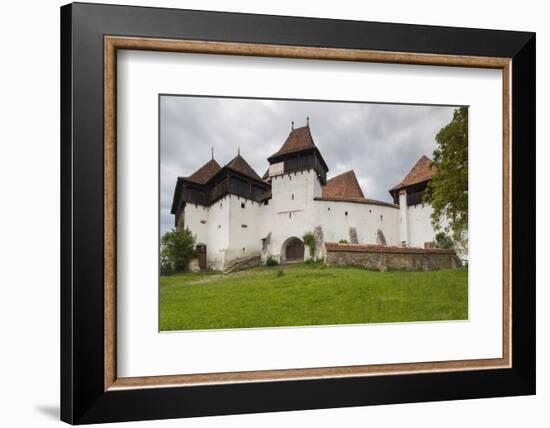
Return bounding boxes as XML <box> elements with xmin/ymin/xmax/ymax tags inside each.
<box><xmin>291</xmin><ymin>121</ymin><xmax>294</xmax><ymax>131</ymax></box>
<box><xmin>306</xmin><ymin>116</ymin><xmax>310</xmax><ymax>126</ymax></box>
<box><xmin>238</xmin><ymin>147</ymin><xmax>240</xmax><ymax>156</ymax></box>
<box><xmin>211</xmin><ymin>146</ymin><xmax>214</xmax><ymax>160</ymax></box>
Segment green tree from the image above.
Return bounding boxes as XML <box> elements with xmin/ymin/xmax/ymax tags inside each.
<box><xmin>302</xmin><ymin>232</ymin><xmax>316</xmax><ymax>260</ymax></box>
<box><xmin>425</xmin><ymin>107</ymin><xmax>468</xmax><ymax>246</ymax></box>
<box><xmin>434</xmin><ymin>232</ymin><xmax>454</xmax><ymax>250</ymax></box>
<box><xmin>160</xmin><ymin>228</ymin><xmax>196</xmax><ymax>274</ymax></box>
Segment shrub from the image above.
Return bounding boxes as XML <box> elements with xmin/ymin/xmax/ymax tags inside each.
<box><xmin>434</xmin><ymin>232</ymin><xmax>454</xmax><ymax>249</ymax></box>
<box><xmin>276</xmin><ymin>269</ymin><xmax>285</xmax><ymax>278</ymax></box>
<box><xmin>338</xmin><ymin>239</ymin><xmax>349</xmax><ymax>244</ymax></box>
<box><xmin>160</xmin><ymin>228</ymin><xmax>196</xmax><ymax>273</ymax></box>
<box><xmin>302</xmin><ymin>232</ymin><xmax>316</xmax><ymax>259</ymax></box>
<box><xmin>265</xmin><ymin>256</ymin><xmax>279</xmax><ymax>266</ymax></box>
<box><xmin>160</xmin><ymin>252</ymin><xmax>174</xmax><ymax>275</ymax></box>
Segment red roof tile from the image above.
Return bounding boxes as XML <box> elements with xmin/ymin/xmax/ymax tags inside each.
<box><xmin>268</xmin><ymin>125</ymin><xmax>315</xmax><ymax>159</ymax></box>
<box><xmin>322</xmin><ymin>170</ymin><xmax>365</xmax><ymax>199</ymax></box>
<box><xmin>325</xmin><ymin>242</ymin><xmax>456</xmax><ymax>254</ymax></box>
<box><xmin>314</xmin><ymin>197</ymin><xmax>398</xmax><ymax>209</ymax></box>
<box><xmin>184</xmin><ymin>159</ymin><xmax>221</xmax><ymax>184</ymax></box>
<box><xmin>391</xmin><ymin>155</ymin><xmax>436</xmax><ymax>191</ymax></box>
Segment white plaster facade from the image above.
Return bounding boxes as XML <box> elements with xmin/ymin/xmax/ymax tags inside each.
<box><xmin>179</xmin><ymin>167</ymin><xmax>443</xmax><ymax>270</ymax></box>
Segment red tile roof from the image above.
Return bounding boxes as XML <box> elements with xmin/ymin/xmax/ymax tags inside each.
<box><xmin>390</xmin><ymin>155</ymin><xmax>436</xmax><ymax>191</ymax></box>
<box><xmin>184</xmin><ymin>159</ymin><xmax>221</xmax><ymax>184</ymax></box>
<box><xmin>314</xmin><ymin>197</ymin><xmax>398</xmax><ymax>209</ymax></box>
<box><xmin>322</xmin><ymin>170</ymin><xmax>365</xmax><ymax>199</ymax></box>
<box><xmin>268</xmin><ymin>125</ymin><xmax>315</xmax><ymax>159</ymax></box>
<box><xmin>226</xmin><ymin>154</ymin><xmax>262</xmax><ymax>181</ymax></box>
<box><xmin>325</xmin><ymin>242</ymin><xmax>456</xmax><ymax>254</ymax></box>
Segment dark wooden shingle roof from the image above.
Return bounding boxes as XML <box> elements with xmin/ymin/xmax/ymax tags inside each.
<box><xmin>226</xmin><ymin>154</ymin><xmax>262</xmax><ymax>181</ymax></box>
<box><xmin>268</xmin><ymin>125</ymin><xmax>315</xmax><ymax>159</ymax></box>
<box><xmin>184</xmin><ymin>159</ymin><xmax>221</xmax><ymax>184</ymax></box>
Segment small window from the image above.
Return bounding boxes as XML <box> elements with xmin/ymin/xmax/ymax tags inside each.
<box><xmin>241</xmin><ymin>202</ymin><xmax>245</xmax><ymax>209</ymax></box>
<box><xmin>380</xmin><ymin>215</ymin><xmax>383</xmax><ymax>222</ymax></box>
<box><xmin>328</xmin><ymin>207</ymin><xmax>330</xmax><ymax>211</ymax></box>
<box><xmin>264</xmin><ymin>200</ymin><xmax>269</xmax><ymax>206</ymax></box>
<box><xmin>291</xmin><ymin>194</ymin><xmax>294</xmax><ymax>200</ymax></box>
<box><xmin>241</xmin><ymin>224</ymin><xmax>248</xmax><ymax>228</ymax></box>
<box><xmin>289</xmin><ymin>212</ymin><xmax>292</xmax><ymax>219</ymax></box>
<box><xmin>242</xmin><ymin>248</ymin><xmax>246</xmax><ymax>252</ymax></box>
<box><xmin>345</xmin><ymin>211</ymin><xmax>348</xmax><ymax>216</ymax></box>
<box><xmin>369</xmin><ymin>209</ymin><xmax>372</xmax><ymax>214</ymax></box>
<box><xmin>218</xmin><ymin>225</ymin><xmax>221</xmax><ymax>229</ymax></box>
<box><xmin>200</xmin><ymin>220</ymin><xmax>206</xmax><ymax>224</ymax></box>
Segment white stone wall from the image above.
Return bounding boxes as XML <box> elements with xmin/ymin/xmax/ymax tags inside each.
<box><xmin>178</xmin><ymin>169</ymin><xmax>446</xmax><ymax>269</ymax></box>
<box><xmin>406</xmin><ymin>203</ymin><xmax>436</xmax><ymax>248</ymax></box>
<box><xmin>313</xmin><ymin>200</ymin><xmax>400</xmax><ymax>252</ymax></box>
<box><xmin>270</xmin><ymin>169</ymin><xmax>321</xmax><ymax>213</ymax></box>
<box><xmin>255</xmin><ymin>169</ymin><xmax>401</xmax><ymax>263</ymax></box>
<box><xmin>180</xmin><ymin>203</ymin><xmax>209</xmax><ymax>245</ymax></box>
<box><xmin>205</xmin><ymin>196</ymin><xmax>230</xmax><ymax>270</ymax></box>
<box><xmin>225</xmin><ymin>196</ymin><xmax>263</xmax><ymax>262</ymax></box>
<box><xmin>399</xmin><ymin>191</ymin><xmax>409</xmax><ymax>245</ymax></box>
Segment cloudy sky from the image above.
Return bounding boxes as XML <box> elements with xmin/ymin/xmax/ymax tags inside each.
<box><xmin>160</xmin><ymin>95</ymin><xmax>458</xmax><ymax>236</ymax></box>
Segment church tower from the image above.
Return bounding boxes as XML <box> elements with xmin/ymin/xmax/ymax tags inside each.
<box><xmin>266</xmin><ymin>119</ymin><xmax>329</xmax><ymax>214</ymax></box>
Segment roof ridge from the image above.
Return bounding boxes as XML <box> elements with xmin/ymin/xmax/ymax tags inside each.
<box><xmin>226</xmin><ymin>153</ymin><xmax>262</xmax><ymax>181</ymax></box>
<box><xmin>268</xmin><ymin>123</ymin><xmax>316</xmax><ymax>159</ymax></box>
<box><xmin>184</xmin><ymin>158</ymin><xmax>222</xmax><ymax>184</ymax></box>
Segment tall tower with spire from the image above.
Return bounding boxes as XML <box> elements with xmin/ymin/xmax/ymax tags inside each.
<box><xmin>266</xmin><ymin>119</ymin><xmax>329</xmax><ymax>214</ymax></box>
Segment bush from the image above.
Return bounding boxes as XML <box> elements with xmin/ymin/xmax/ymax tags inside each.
<box><xmin>276</xmin><ymin>269</ymin><xmax>285</xmax><ymax>278</ymax></box>
<box><xmin>338</xmin><ymin>239</ymin><xmax>349</xmax><ymax>244</ymax></box>
<box><xmin>302</xmin><ymin>232</ymin><xmax>316</xmax><ymax>259</ymax></box>
<box><xmin>265</xmin><ymin>256</ymin><xmax>279</xmax><ymax>266</ymax></box>
<box><xmin>434</xmin><ymin>232</ymin><xmax>454</xmax><ymax>249</ymax></box>
<box><xmin>160</xmin><ymin>253</ymin><xmax>175</xmax><ymax>275</ymax></box>
<box><xmin>160</xmin><ymin>228</ymin><xmax>196</xmax><ymax>273</ymax></box>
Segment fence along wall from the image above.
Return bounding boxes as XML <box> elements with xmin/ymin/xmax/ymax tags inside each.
<box><xmin>324</xmin><ymin>243</ymin><xmax>462</xmax><ymax>271</ymax></box>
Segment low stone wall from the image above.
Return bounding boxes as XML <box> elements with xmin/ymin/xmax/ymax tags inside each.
<box><xmin>325</xmin><ymin>243</ymin><xmax>461</xmax><ymax>271</ymax></box>
<box><xmin>223</xmin><ymin>254</ymin><xmax>261</xmax><ymax>274</ymax></box>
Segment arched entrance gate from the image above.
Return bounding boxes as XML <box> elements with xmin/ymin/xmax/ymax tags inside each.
<box><xmin>281</xmin><ymin>237</ymin><xmax>305</xmax><ymax>262</ymax></box>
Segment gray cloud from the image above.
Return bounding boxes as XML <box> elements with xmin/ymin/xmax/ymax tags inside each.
<box><xmin>160</xmin><ymin>95</ymin><xmax>457</xmax><ymax>236</ymax></box>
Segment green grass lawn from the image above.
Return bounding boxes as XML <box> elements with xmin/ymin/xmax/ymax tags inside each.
<box><xmin>160</xmin><ymin>263</ymin><xmax>468</xmax><ymax>331</ymax></box>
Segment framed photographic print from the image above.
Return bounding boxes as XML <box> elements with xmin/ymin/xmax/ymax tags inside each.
<box><xmin>60</xmin><ymin>2</ymin><xmax>535</xmax><ymax>424</ymax></box>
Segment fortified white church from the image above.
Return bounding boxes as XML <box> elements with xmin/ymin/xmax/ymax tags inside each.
<box><xmin>171</xmin><ymin>120</ymin><xmax>444</xmax><ymax>270</ymax></box>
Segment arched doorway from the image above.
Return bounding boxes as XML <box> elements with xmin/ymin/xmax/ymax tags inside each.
<box><xmin>282</xmin><ymin>237</ymin><xmax>304</xmax><ymax>262</ymax></box>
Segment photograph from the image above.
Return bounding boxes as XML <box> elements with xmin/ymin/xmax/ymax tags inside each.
<box><xmin>160</xmin><ymin>95</ymin><xmax>468</xmax><ymax>331</ymax></box>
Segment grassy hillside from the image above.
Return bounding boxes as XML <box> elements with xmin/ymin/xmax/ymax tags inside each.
<box><xmin>160</xmin><ymin>263</ymin><xmax>468</xmax><ymax>331</ymax></box>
